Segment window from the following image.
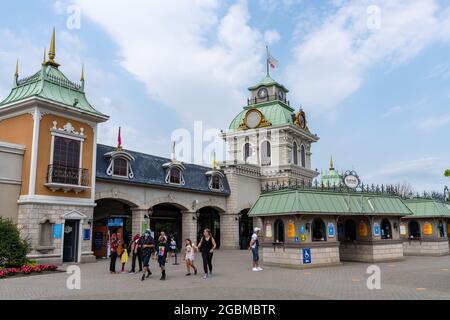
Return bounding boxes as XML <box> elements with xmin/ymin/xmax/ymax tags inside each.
<box><xmin>39</xmin><ymin>220</ymin><xmax>53</xmax><ymax>247</ymax></box>
<box><xmin>409</xmin><ymin>220</ymin><xmax>421</xmax><ymax>239</ymax></box>
<box><xmin>52</xmin><ymin>136</ymin><xmax>81</xmax><ymax>184</ymax></box>
<box><xmin>244</xmin><ymin>143</ymin><xmax>252</xmax><ymax>162</ymax></box>
<box><xmin>292</xmin><ymin>142</ymin><xmax>298</xmax><ymax>165</ymax></box>
<box><xmin>312</xmin><ymin>218</ymin><xmax>326</xmax><ymax>241</ymax></box>
<box><xmin>169</xmin><ymin>168</ymin><xmax>181</xmax><ymax>184</ymax></box>
<box><xmin>261</xmin><ymin>141</ymin><xmax>271</xmax><ymax>166</ymax></box>
<box><xmin>274</xmin><ymin>219</ymin><xmax>285</xmax><ymax>243</ymax></box>
<box><xmin>381</xmin><ymin>219</ymin><xmax>392</xmax><ymax>239</ymax></box>
<box><xmin>113</xmin><ymin>158</ymin><xmax>128</xmax><ymax>177</ymax></box>
<box><xmin>300</xmin><ymin>145</ymin><xmax>306</xmax><ymax>167</ymax></box>
<box><xmin>211</xmin><ymin>175</ymin><xmax>221</xmax><ymax>190</ymax></box>
<box><xmin>344</xmin><ymin>219</ymin><xmax>357</xmax><ymax>241</ymax></box>
<box><xmin>438</xmin><ymin>220</ymin><xmax>445</xmax><ymax>238</ymax></box>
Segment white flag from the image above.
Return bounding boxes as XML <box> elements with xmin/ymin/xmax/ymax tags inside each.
<box><xmin>268</xmin><ymin>53</ymin><xmax>279</xmax><ymax>69</ymax></box>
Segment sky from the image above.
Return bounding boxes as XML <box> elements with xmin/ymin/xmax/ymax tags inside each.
<box><xmin>0</xmin><ymin>0</ymin><xmax>449</xmax><ymax>193</ymax></box>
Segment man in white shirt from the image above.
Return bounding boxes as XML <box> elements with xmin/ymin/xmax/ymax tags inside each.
<box><xmin>249</xmin><ymin>227</ymin><xmax>263</xmax><ymax>271</ymax></box>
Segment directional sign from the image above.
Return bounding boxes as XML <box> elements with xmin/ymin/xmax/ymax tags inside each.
<box><xmin>303</xmin><ymin>248</ymin><xmax>311</xmax><ymax>264</ymax></box>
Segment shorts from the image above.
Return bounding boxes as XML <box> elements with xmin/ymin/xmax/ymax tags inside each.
<box><xmin>251</xmin><ymin>247</ymin><xmax>259</xmax><ymax>262</ymax></box>
<box><xmin>185</xmin><ymin>257</ymin><xmax>194</xmax><ymax>262</ymax></box>
<box><xmin>158</xmin><ymin>255</ymin><xmax>166</xmax><ymax>268</ymax></box>
<box><xmin>143</xmin><ymin>255</ymin><xmax>151</xmax><ymax>267</ymax></box>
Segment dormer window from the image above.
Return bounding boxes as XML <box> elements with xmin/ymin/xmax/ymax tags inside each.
<box><xmin>105</xmin><ymin>150</ymin><xmax>134</xmax><ymax>179</ymax></box>
<box><xmin>113</xmin><ymin>158</ymin><xmax>128</xmax><ymax>177</ymax></box>
<box><xmin>169</xmin><ymin>168</ymin><xmax>181</xmax><ymax>184</ymax></box>
<box><xmin>206</xmin><ymin>170</ymin><xmax>225</xmax><ymax>191</ymax></box>
<box><xmin>212</xmin><ymin>175</ymin><xmax>221</xmax><ymax>190</ymax></box>
<box><xmin>163</xmin><ymin>161</ymin><xmax>186</xmax><ymax>185</ymax></box>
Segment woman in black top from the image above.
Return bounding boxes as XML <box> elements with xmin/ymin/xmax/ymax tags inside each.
<box><xmin>197</xmin><ymin>228</ymin><xmax>217</xmax><ymax>279</ymax></box>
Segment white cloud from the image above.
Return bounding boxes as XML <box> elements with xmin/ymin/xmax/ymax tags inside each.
<box><xmin>75</xmin><ymin>0</ymin><xmax>266</xmax><ymax>130</ymax></box>
<box><xmin>264</xmin><ymin>30</ymin><xmax>281</xmax><ymax>45</ymax></box>
<box><xmin>285</xmin><ymin>0</ymin><xmax>450</xmax><ymax>117</ymax></box>
<box><xmin>419</xmin><ymin>114</ymin><xmax>450</xmax><ymax>130</ymax></box>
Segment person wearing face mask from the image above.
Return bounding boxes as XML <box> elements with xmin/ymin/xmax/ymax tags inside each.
<box><xmin>140</xmin><ymin>229</ymin><xmax>155</xmax><ymax>281</ymax></box>
<box><xmin>154</xmin><ymin>231</ymin><xmax>169</xmax><ymax>281</ymax></box>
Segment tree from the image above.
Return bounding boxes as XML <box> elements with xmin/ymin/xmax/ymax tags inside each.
<box><xmin>0</xmin><ymin>218</ymin><xmax>30</xmax><ymax>264</ymax></box>
<box><xmin>395</xmin><ymin>181</ymin><xmax>414</xmax><ymax>198</ymax></box>
<box><xmin>445</xmin><ymin>169</ymin><xmax>450</xmax><ymax>177</ymax></box>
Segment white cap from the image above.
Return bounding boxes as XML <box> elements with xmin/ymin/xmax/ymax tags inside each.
<box><xmin>254</xmin><ymin>227</ymin><xmax>261</xmax><ymax>232</ymax></box>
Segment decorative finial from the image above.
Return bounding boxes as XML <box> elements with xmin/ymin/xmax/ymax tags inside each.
<box><xmin>80</xmin><ymin>64</ymin><xmax>85</xmax><ymax>82</ymax></box>
<box><xmin>117</xmin><ymin>127</ymin><xmax>122</xmax><ymax>150</ymax></box>
<box><xmin>330</xmin><ymin>155</ymin><xmax>334</xmax><ymax>170</ymax></box>
<box><xmin>15</xmin><ymin>58</ymin><xmax>19</xmax><ymax>77</ymax></box>
<box><xmin>171</xmin><ymin>141</ymin><xmax>176</xmax><ymax>161</ymax></box>
<box><xmin>212</xmin><ymin>151</ymin><xmax>217</xmax><ymax>170</ymax></box>
<box><xmin>45</xmin><ymin>28</ymin><xmax>60</xmax><ymax>68</ymax></box>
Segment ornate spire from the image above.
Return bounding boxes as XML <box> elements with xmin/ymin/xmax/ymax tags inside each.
<box><xmin>117</xmin><ymin>127</ymin><xmax>122</xmax><ymax>150</ymax></box>
<box><xmin>212</xmin><ymin>151</ymin><xmax>217</xmax><ymax>170</ymax></box>
<box><xmin>330</xmin><ymin>155</ymin><xmax>334</xmax><ymax>171</ymax></box>
<box><xmin>42</xmin><ymin>48</ymin><xmax>47</xmax><ymax>65</ymax></box>
<box><xmin>80</xmin><ymin>64</ymin><xmax>85</xmax><ymax>81</ymax></box>
<box><xmin>171</xmin><ymin>141</ymin><xmax>176</xmax><ymax>161</ymax></box>
<box><xmin>13</xmin><ymin>58</ymin><xmax>19</xmax><ymax>86</ymax></box>
<box><xmin>45</xmin><ymin>28</ymin><xmax>60</xmax><ymax>68</ymax></box>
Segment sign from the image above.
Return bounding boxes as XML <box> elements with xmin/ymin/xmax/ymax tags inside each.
<box><xmin>302</xmin><ymin>248</ymin><xmax>311</xmax><ymax>264</ymax></box>
<box><xmin>400</xmin><ymin>223</ymin><xmax>407</xmax><ymax>236</ymax></box>
<box><xmin>300</xmin><ymin>225</ymin><xmax>305</xmax><ymax>234</ymax></box>
<box><xmin>373</xmin><ymin>222</ymin><xmax>380</xmax><ymax>237</ymax></box>
<box><xmin>53</xmin><ymin>224</ymin><xmax>62</xmax><ymax>239</ymax></box>
<box><xmin>327</xmin><ymin>223</ymin><xmax>335</xmax><ymax>238</ymax></box>
<box><xmin>343</xmin><ymin>170</ymin><xmax>360</xmax><ymax>189</ymax></box>
<box><xmin>83</xmin><ymin>229</ymin><xmax>91</xmax><ymax>241</ymax></box>
<box><xmin>358</xmin><ymin>221</ymin><xmax>368</xmax><ymax>237</ymax></box>
<box><xmin>287</xmin><ymin>222</ymin><xmax>295</xmax><ymax>238</ymax></box>
<box><xmin>423</xmin><ymin>222</ymin><xmax>433</xmax><ymax>235</ymax></box>
<box><xmin>294</xmin><ymin>236</ymin><xmax>299</xmax><ymax>242</ymax></box>
<box><xmin>300</xmin><ymin>234</ymin><xmax>306</xmax><ymax>242</ymax></box>
<box><xmin>107</xmin><ymin>218</ymin><xmax>123</xmax><ymax>227</ymax></box>
<box><xmin>265</xmin><ymin>224</ymin><xmax>272</xmax><ymax>238</ymax></box>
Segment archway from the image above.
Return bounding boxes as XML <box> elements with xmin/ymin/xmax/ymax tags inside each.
<box><xmin>344</xmin><ymin>219</ymin><xmax>357</xmax><ymax>241</ymax></box>
<box><xmin>408</xmin><ymin>220</ymin><xmax>421</xmax><ymax>239</ymax></box>
<box><xmin>312</xmin><ymin>218</ymin><xmax>326</xmax><ymax>241</ymax></box>
<box><xmin>274</xmin><ymin>219</ymin><xmax>285</xmax><ymax>243</ymax></box>
<box><xmin>238</xmin><ymin>209</ymin><xmax>253</xmax><ymax>250</ymax></box>
<box><xmin>93</xmin><ymin>198</ymin><xmax>135</xmax><ymax>258</ymax></box>
<box><xmin>151</xmin><ymin>203</ymin><xmax>183</xmax><ymax>248</ymax></box>
<box><xmin>197</xmin><ymin>207</ymin><xmax>221</xmax><ymax>248</ymax></box>
<box><xmin>381</xmin><ymin>219</ymin><xmax>392</xmax><ymax>239</ymax></box>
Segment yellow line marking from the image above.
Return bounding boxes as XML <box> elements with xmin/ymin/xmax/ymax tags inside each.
<box><xmin>303</xmin><ymin>272</ymin><xmax>312</xmax><ymax>276</ymax></box>
<box><xmin>351</xmin><ymin>278</ymin><xmax>361</xmax><ymax>282</ymax></box>
<box><xmin>416</xmin><ymin>288</ymin><xmax>427</xmax><ymax>292</ymax></box>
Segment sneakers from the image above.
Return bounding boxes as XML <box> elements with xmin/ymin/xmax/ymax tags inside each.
<box><xmin>128</xmin><ymin>271</ymin><xmax>135</xmax><ymax>274</ymax></box>
<box><xmin>146</xmin><ymin>271</ymin><xmax>152</xmax><ymax>278</ymax></box>
<box><xmin>257</xmin><ymin>267</ymin><xmax>263</xmax><ymax>271</ymax></box>
<box><xmin>185</xmin><ymin>273</ymin><xmax>191</xmax><ymax>276</ymax></box>
<box><xmin>203</xmin><ymin>274</ymin><xmax>208</xmax><ymax>279</ymax></box>
<box><xmin>141</xmin><ymin>274</ymin><xmax>146</xmax><ymax>281</ymax></box>
<box><xmin>252</xmin><ymin>268</ymin><xmax>259</xmax><ymax>272</ymax></box>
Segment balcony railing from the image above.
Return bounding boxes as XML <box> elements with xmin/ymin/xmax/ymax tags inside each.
<box><xmin>46</xmin><ymin>164</ymin><xmax>89</xmax><ymax>193</ymax></box>
<box><xmin>247</xmin><ymin>95</ymin><xmax>290</xmax><ymax>106</ymax></box>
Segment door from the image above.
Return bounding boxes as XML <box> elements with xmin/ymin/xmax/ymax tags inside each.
<box><xmin>92</xmin><ymin>225</ymin><xmax>108</xmax><ymax>258</ymax></box>
<box><xmin>63</xmin><ymin>220</ymin><xmax>79</xmax><ymax>262</ymax></box>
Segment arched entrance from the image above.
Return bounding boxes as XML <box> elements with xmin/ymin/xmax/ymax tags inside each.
<box><xmin>239</xmin><ymin>209</ymin><xmax>253</xmax><ymax>250</ymax></box>
<box><xmin>151</xmin><ymin>203</ymin><xmax>183</xmax><ymax>248</ymax></box>
<box><xmin>197</xmin><ymin>207</ymin><xmax>221</xmax><ymax>248</ymax></box>
<box><xmin>93</xmin><ymin>199</ymin><xmax>134</xmax><ymax>258</ymax></box>
<box><xmin>344</xmin><ymin>219</ymin><xmax>357</xmax><ymax>241</ymax></box>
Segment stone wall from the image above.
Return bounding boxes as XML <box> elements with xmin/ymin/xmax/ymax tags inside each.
<box><xmin>403</xmin><ymin>240</ymin><xmax>449</xmax><ymax>256</ymax></box>
<box><xmin>340</xmin><ymin>241</ymin><xmax>404</xmax><ymax>262</ymax></box>
<box><xmin>262</xmin><ymin>243</ymin><xmax>340</xmax><ymax>268</ymax></box>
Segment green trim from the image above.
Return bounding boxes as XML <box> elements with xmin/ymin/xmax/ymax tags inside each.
<box><xmin>248</xmin><ymin>75</ymin><xmax>289</xmax><ymax>92</ymax></box>
<box><xmin>249</xmin><ymin>189</ymin><xmax>413</xmax><ymax>217</ymax></box>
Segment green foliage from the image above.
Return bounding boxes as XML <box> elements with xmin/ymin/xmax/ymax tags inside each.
<box><xmin>0</xmin><ymin>218</ymin><xmax>30</xmax><ymax>265</ymax></box>
<box><xmin>445</xmin><ymin>169</ymin><xmax>450</xmax><ymax>177</ymax></box>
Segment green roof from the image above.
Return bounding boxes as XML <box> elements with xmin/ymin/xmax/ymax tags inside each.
<box><xmin>0</xmin><ymin>65</ymin><xmax>106</xmax><ymax>119</ymax></box>
<box><xmin>321</xmin><ymin>168</ymin><xmax>343</xmax><ymax>187</ymax></box>
<box><xmin>229</xmin><ymin>101</ymin><xmax>295</xmax><ymax>131</ymax></box>
<box><xmin>248</xmin><ymin>75</ymin><xmax>289</xmax><ymax>92</ymax></box>
<box><xmin>249</xmin><ymin>189</ymin><xmax>413</xmax><ymax>217</ymax></box>
<box><xmin>404</xmin><ymin>199</ymin><xmax>450</xmax><ymax>218</ymax></box>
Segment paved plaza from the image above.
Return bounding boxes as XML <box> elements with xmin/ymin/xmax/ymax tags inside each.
<box><xmin>1</xmin><ymin>250</ymin><xmax>450</xmax><ymax>300</ymax></box>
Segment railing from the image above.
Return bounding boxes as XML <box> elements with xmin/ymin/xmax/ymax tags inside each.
<box><xmin>247</xmin><ymin>95</ymin><xmax>290</xmax><ymax>106</ymax></box>
<box><xmin>47</xmin><ymin>164</ymin><xmax>89</xmax><ymax>186</ymax></box>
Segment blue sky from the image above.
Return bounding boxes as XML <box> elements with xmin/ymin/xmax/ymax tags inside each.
<box><xmin>1</xmin><ymin>0</ymin><xmax>449</xmax><ymax>192</ymax></box>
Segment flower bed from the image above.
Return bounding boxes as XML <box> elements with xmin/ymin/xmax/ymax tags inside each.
<box><xmin>0</xmin><ymin>264</ymin><xmax>58</xmax><ymax>279</ymax></box>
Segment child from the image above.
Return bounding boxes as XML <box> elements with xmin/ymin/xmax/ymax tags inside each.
<box><xmin>170</xmin><ymin>237</ymin><xmax>179</xmax><ymax>265</ymax></box>
<box><xmin>184</xmin><ymin>239</ymin><xmax>197</xmax><ymax>276</ymax></box>
<box><xmin>120</xmin><ymin>244</ymin><xmax>128</xmax><ymax>273</ymax></box>
<box><xmin>155</xmin><ymin>231</ymin><xmax>169</xmax><ymax>280</ymax></box>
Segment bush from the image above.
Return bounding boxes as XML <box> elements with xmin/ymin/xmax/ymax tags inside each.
<box><xmin>0</xmin><ymin>218</ymin><xmax>30</xmax><ymax>266</ymax></box>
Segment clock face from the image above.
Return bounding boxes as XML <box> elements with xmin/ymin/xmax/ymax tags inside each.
<box><xmin>246</xmin><ymin>110</ymin><xmax>262</xmax><ymax>129</ymax></box>
<box><xmin>257</xmin><ymin>88</ymin><xmax>268</xmax><ymax>99</ymax></box>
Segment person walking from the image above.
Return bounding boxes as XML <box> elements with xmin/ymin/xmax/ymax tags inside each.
<box><xmin>249</xmin><ymin>227</ymin><xmax>263</xmax><ymax>271</ymax></box>
<box><xmin>184</xmin><ymin>238</ymin><xmax>197</xmax><ymax>276</ymax></box>
<box><xmin>129</xmin><ymin>234</ymin><xmax>142</xmax><ymax>274</ymax></box>
<box><xmin>154</xmin><ymin>231</ymin><xmax>169</xmax><ymax>280</ymax></box>
<box><xmin>120</xmin><ymin>244</ymin><xmax>129</xmax><ymax>273</ymax></box>
<box><xmin>197</xmin><ymin>228</ymin><xmax>217</xmax><ymax>279</ymax></box>
<box><xmin>140</xmin><ymin>229</ymin><xmax>155</xmax><ymax>281</ymax></box>
<box><xmin>109</xmin><ymin>232</ymin><xmax>119</xmax><ymax>274</ymax></box>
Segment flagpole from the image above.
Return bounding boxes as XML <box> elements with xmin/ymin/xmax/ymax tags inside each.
<box><xmin>266</xmin><ymin>45</ymin><xmax>269</xmax><ymax>76</ymax></box>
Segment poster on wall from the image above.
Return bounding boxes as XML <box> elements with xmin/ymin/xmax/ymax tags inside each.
<box><xmin>423</xmin><ymin>222</ymin><xmax>433</xmax><ymax>235</ymax></box>
<box><xmin>373</xmin><ymin>222</ymin><xmax>380</xmax><ymax>237</ymax></box>
<box><xmin>265</xmin><ymin>224</ymin><xmax>272</xmax><ymax>238</ymax></box>
<box><xmin>53</xmin><ymin>224</ymin><xmax>62</xmax><ymax>239</ymax></box>
<box><xmin>327</xmin><ymin>223</ymin><xmax>335</xmax><ymax>238</ymax></box>
<box><xmin>300</xmin><ymin>225</ymin><xmax>305</xmax><ymax>234</ymax></box>
<box><xmin>287</xmin><ymin>222</ymin><xmax>295</xmax><ymax>238</ymax></box>
<box><xmin>83</xmin><ymin>229</ymin><xmax>91</xmax><ymax>241</ymax></box>
<box><xmin>358</xmin><ymin>222</ymin><xmax>368</xmax><ymax>237</ymax></box>
<box><xmin>400</xmin><ymin>223</ymin><xmax>407</xmax><ymax>236</ymax></box>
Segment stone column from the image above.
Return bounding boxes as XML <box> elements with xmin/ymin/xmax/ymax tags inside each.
<box><xmin>131</xmin><ymin>208</ymin><xmax>148</xmax><ymax>236</ymax></box>
<box><xmin>220</xmin><ymin>212</ymin><xmax>239</xmax><ymax>249</ymax></box>
<box><xmin>182</xmin><ymin>211</ymin><xmax>198</xmax><ymax>245</ymax></box>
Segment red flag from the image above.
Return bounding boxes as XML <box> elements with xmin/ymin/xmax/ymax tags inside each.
<box><xmin>118</xmin><ymin>127</ymin><xmax>122</xmax><ymax>148</ymax></box>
